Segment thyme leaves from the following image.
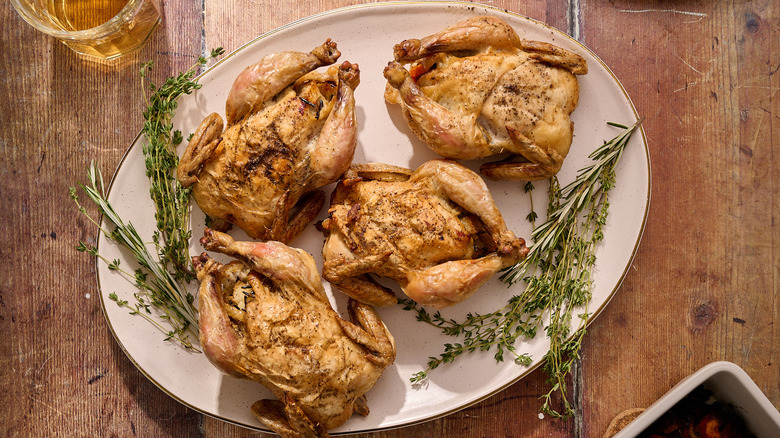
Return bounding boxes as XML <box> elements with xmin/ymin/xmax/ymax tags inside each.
<box><xmin>72</xmin><ymin>48</ymin><xmax>224</xmax><ymax>349</ymax></box>
<box><xmin>402</xmin><ymin>120</ymin><xmax>643</xmax><ymax>417</ymax></box>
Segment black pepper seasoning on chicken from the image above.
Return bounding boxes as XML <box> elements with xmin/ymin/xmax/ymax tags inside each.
<box><xmin>384</xmin><ymin>16</ymin><xmax>587</xmax><ymax>181</ymax></box>
<box><xmin>320</xmin><ymin>160</ymin><xmax>528</xmax><ymax>309</ymax></box>
<box><xmin>177</xmin><ymin>40</ymin><xmax>360</xmax><ymax>242</ymax></box>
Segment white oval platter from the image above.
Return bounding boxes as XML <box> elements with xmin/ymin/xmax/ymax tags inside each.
<box><xmin>97</xmin><ymin>1</ymin><xmax>650</xmax><ymax>433</ymax></box>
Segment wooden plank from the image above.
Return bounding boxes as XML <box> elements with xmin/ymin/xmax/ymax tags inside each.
<box><xmin>1</xmin><ymin>1</ymin><xmax>203</xmax><ymax>436</ymax></box>
<box><xmin>579</xmin><ymin>1</ymin><xmax>779</xmax><ymax>436</ymax></box>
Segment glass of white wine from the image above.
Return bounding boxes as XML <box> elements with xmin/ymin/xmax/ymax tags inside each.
<box><xmin>11</xmin><ymin>0</ymin><xmax>161</xmax><ymax>61</ymax></box>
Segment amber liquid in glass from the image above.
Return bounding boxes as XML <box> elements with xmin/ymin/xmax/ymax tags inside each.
<box><xmin>40</xmin><ymin>0</ymin><xmax>160</xmax><ymax>59</ymax></box>
<box><xmin>48</xmin><ymin>0</ymin><xmax>129</xmax><ymax>31</ymax></box>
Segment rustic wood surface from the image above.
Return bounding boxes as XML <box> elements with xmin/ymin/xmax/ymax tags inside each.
<box><xmin>2</xmin><ymin>0</ymin><xmax>777</xmax><ymax>437</ymax></box>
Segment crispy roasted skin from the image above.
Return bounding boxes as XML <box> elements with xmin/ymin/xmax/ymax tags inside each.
<box><xmin>384</xmin><ymin>16</ymin><xmax>587</xmax><ymax>181</ymax></box>
<box><xmin>321</xmin><ymin>160</ymin><xmax>528</xmax><ymax>309</ymax></box>
<box><xmin>194</xmin><ymin>229</ymin><xmax>395</xmax><ymax>437</ymax></box>
<box><xmin>178</xmin><ymin>41</ymin><xmax>359</xmax><ymax>242</ymax></box>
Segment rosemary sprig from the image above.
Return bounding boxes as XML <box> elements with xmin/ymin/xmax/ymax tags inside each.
<box><xmin>71</xmin><ymin>163</ymin><xmax>199</xmax><ymax>350</ymax></box>
<box><xmin>140</xmin><ymin>47</ymin><xmax>225</xmax><ymax>280</ymax></box>
<box><xmin>402</xmin><ymin>119</ymin><xmax>642</xmax><ymax>417</ymax></box>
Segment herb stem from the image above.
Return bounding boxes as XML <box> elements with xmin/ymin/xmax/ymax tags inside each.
<box><xmin>139</xmin><ymin>47</ymin><xmax>225</xmax><ymax>280</ymax></box>
<box><xmin>401</xmin><ymin>119</ymin><xmax>643</xmax><ymax>416</ymax></box>
<box><xmin>72</xmin><ymin>48</ymin><xmax>225</xmax><ymax>350</ymax></box>
<box><xmin>72</xmin><ymin>163</ymin><xmax>199</xmax><ymax>349</ymax></box>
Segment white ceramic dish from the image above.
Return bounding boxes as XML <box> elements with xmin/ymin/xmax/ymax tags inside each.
<box><xmin>96</xmin><ymin>1</ymin><xmax>649</xmax><ymax>433</ymax></box>
<box><xmin>614</xmin><ymin>361</ymin><xmax>780</xmax><ymax>437</ymax></box>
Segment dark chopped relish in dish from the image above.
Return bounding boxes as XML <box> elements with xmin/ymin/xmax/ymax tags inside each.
<box><xmin>638</xmin><ymin>387</ymin><xmax>757</xmax><ymax>438</ymax></box>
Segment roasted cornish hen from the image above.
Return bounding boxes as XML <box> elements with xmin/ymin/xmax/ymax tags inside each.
<box><xmin>178</xmin><ymin>40</ymin><xmax>359</xmax><ymax>242</ymax></box>
<box><xmin>194</xmin><ymin>229</ymin><xmax>395</xmax><ymax>437</ymax></box>
<box><xmin>320</xmin><ymin>160</ymin><xmax>528</xmax><ymax>309</ymax></box>
<box><xmin>384</xmin><ymin>16</ymin><xmax>587</xmax><ymax>181</ymax></box>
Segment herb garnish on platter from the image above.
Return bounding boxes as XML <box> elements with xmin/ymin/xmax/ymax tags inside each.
<box><xmin>72</xmin><ymin>49</ymin><xmax>224</xmax><ymax>349</ymax></box>
<box><xmin>401</xmin><ymin>120</ymin><xmax>643</xmax><ymax>417</ymax></box>
<box><xmin>140</xmin><ymin>47</ymin><xmax>225</xmax><ymax>280</ymax></box>
<box><xmin>72</xmin><ymin>164</ymin><xmax>200</xmax><ymax>349</ymax></box>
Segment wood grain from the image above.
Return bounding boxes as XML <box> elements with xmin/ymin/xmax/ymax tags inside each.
<box><xmin>2</xmin><ymin>0</ymin><xmax>777</xmax><ymax>437</ymax></box>
<box><xmin>579</xmin><ymin>1</ymin><xmax>779</xmax><ymax>437</ymax></box>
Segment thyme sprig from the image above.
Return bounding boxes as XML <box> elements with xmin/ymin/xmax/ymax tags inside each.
<box><xmin>71</xmin><ymin>163</ymin><xmax>199</xmax><ymax>350</ymax></box>
<box><xmin>402</xmin><ymin>120</ymin><xmax>643</xmax><ymax>417</ymax></box>
<box><xmin>73</xmin><ymin>49</ymin><xmax>224</xmax><ymax>349</ymax></box>
<box><xmin>501</xmin><ymin>120</ymin><xmax>642</xmax><ymax>285</ymax></box>
<box><xmin>139</xmin><ymin>47</ymin><xmax>225</xmax><ymax>280</ymax></box>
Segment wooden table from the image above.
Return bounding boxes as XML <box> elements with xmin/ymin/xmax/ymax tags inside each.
<box><xmin>3</xmin><ymin>0</ymin><xmax>777</xmax><ymax>436</ymax></box>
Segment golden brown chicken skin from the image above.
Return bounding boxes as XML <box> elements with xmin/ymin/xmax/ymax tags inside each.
<box><xmin>178</xmin><ymin>40</ymin><xmax>360</xmax><ymax>242</ymax></box>
<box><xmin>384</xmin><ymin>16</ymin><xmax>587</xmax><ymax>181</ymax></box>
<box><xmin>320</xmin><ymin>160</ymin><xmax>528</xmax><ymax>309</ymax></box>
<box><xmin>194</xmin><ymin>229</ymin><xmax>395</xmax><ymax>437</ymax></box>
